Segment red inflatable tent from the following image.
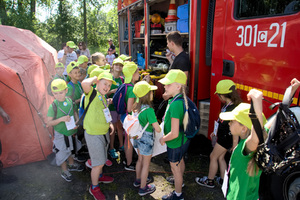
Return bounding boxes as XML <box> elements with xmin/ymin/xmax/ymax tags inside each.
<box><xmin>0</xmin><ymin>25</ymin><xmax>56</xmax><ymax>167</ymax></box>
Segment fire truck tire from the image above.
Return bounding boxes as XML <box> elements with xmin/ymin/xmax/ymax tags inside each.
<box><xmin>288</xmin><ymin>177</ymin><xmax>300</xmax><ymax>200</ymax></box>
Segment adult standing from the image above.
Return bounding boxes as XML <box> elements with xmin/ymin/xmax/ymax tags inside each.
<box><xmin>166</xmin><ymin>31</ymin><xmax>190</xmax><ymax>79</ymax></box>
<box><xmin>58</xmin><ymin>41</ymin><xmax>78</xmax><ymax>76</ymax></box>
<box><xmin>78</xmin><ymin>41</ymin><xmax>90</xmax><ymax>59</ymax></box>
<box><xmin>108</xmin><ymin>38</ymin><xmax>118</xmax><ymax>57</ymax></box>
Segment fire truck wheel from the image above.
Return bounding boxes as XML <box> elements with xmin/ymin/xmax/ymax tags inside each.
<box><xmin>288</xmin><ymin>177</ymin><xmax>300</xmax><ymax>200</ymax></box>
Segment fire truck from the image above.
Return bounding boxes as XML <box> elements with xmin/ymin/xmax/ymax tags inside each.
<box><xmin>118</xmin><ymin>0</ymin><xmax>300</xmax><ymax>199</ymax></box>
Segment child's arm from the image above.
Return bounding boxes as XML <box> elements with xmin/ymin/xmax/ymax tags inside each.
<box><xmin>127</xmin><ymin>97</ymin><xmax>135</xmax><ymax>113</ymax></box>
<box><xmin>106</xmin><ymin>88</ymin><xmax>117</xmax><ymax>96</ymax></box>
<box><xmin>152</xmin><ymin>122</ymin><xmax>161</xmax><ymax>133</ymax></box>
<box><xmin>291</xmin><ymin>78</ymin><xmax>300</xmax><ymax>97</ymax></box>
<box><xmin>245</xmin><ymin>89</ymin><xmax>264</xmax><ymax>154</ymax></box>
<box><xmin>81</xmin><ymin>76</ymin><xmax>97</xmax><ymax>94</ymax></box>
<box><xmin>47</xmin><ymin>116</ymin><xmax>71</xmax><ymax>127</ymax></box>
<box><xmin>160</xmin><ymin>118</ymin><xmax>180</xmax><ymax>145</ymax></box>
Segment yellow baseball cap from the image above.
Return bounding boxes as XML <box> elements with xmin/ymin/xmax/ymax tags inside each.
<box><xmin>158</xmin><ymin>69</ymin><xmax>187</xmax><ymax>85</ymax></box>
<box><xmin>55</xmin><ymin>62</ymin><xmax>64</xmax><ymax>68</ymax></box>
<box><xmin>67</xmin><ymin>61</ymin><xmax>79</xmax><ymax>74</ymax></box>
<box><xmin>113</xmin><ymin>58</ymin><xmax>124</xmax><ymax>65</ymax></box>
<box><xmin>99</xmin><ymin>64</ymin><xmax>111</xmax><ymax>70</ymax></box>
<box><xmin>133</xmin><ymin>81</ymin><xmax>157</xmax><ymax>103</ymax></box>
<box><xmin>87</xmin><ymin>64</ymin><xmax>99</xmax><ymax>75</ymax></box>
<box><xmin>90</xmin><ymin>68</ymin><xmax>109</xmax><ymax>78</ymax></box>
<box><xmin>123</xmin><ymin>62</ymin><xmax>138</xmax><ymax>83</ymax></box>
<box><xmin>119</xmin><ymin>54</ymin><xmax>132</xmax><ymax>61</ymax></box>
<box><xmin>77</xmin><ymin>55</ymin><xmax>89</xmax><ymax>64</ymax></box>
<box><xmin>51</xmin><ymin>78</ymin><xmax>67</xmax><ymax>92</ymax></box>
<box><xmin>215</xmin><ymin>79</ymin><xmax>236</xmax><ymax>94</ymax></box>
<box><xmin>66</xmin><ymin>41</ymin><xmax>77</xmax><ymax>49</ymax></box>
<box><xmin>97</xmin><ymin>72</ymin><xmax>116</xmax><ymax>85</ymax></box>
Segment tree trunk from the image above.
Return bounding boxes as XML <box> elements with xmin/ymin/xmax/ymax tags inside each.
<box><xmin>0</xmin><ymin>0</ymin><xmax>8</xmax><ymax>25</ymax></box>
<box><xmin>83</xmin><ymin>0</ymin><xmax>87</xmax><ymax>44</ymax></box>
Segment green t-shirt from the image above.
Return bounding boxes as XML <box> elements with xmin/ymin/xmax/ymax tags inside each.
<box><xmin>163</xmin><ymin>94</ymin><xmax>188</xmax><ymax>148</ymax></box>
<box><xmin>125</xmin><ymin>83</ymin><xmax>136</xmax><ymax>113</ymax></box>
<box><xmin>108</xmin><ymin>76</ymin><xmax>123</xmax><ymax>111</ymax></box>
<box><xmin>138</xmin><ymin>106</ymin><xmax>157</xmax><ymax>132</ymax></box>
<box><xmin>47</xmin><ymin>98</ymin><xmax>76</xmax><ymax>136</ymax></box>
<box><xmin>66</xmin><ymin>81</ymin><xmax>83</xmax><ymax>112</ymax></box>
<box><xmin>227</xmin><ymin>139</ymin><xmax>262</xmax><ymax>200</ymax></box>
<box><xmin>83</xmin><ymin>87</ymin><xmax>110</xmax><ymax>135</ymax></box>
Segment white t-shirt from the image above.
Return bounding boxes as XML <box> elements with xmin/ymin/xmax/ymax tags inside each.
<box><xmin>57</xmin><ymin>50</ymin><xmax>77</xmax><ymax>75</ymax></box>
<box><xmin>106</xmin><ymin>54</ymin><xmax>115</xmax><ymax>66</ymax></box>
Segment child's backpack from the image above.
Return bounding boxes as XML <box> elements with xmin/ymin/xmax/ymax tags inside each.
<box><xmin>51</xmin><ymin>98</ymin><xmax>73</xmax><ymax>120</ymax></box>
<box><xmin>77</xmin><ymin>89</ymin><xmax>97</xmax><ymax>126</ymax></box>
<box><xmin>175</xmin><ymin>96</ymin><xmax>201</xmax><ymax>139</ymax></box>
<box><xmin>123</xmin><ymin>107</ymin><xmax>149</xmax><ymax>139</ymax></box>
<box><xmin>112</xmin><ymin>83</ymin><xmax>133</xmax><ymax>114</ymax></box>
<box><xmin>252</xmin><ymin>86</ymin><xmax>300</xmax><ymax>175</ymax></box>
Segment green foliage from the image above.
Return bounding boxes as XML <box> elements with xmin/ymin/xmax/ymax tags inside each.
<box><xmin>1</xmin><ymin>0</ymin><xmax>119</xmax><ymax>53</ymax></box>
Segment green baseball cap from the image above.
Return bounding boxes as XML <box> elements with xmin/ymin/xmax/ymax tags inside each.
<box><xmin>99</xmin><ymin>64</ymin><xmax>111</xmax><ymax>70</ymax></box>
<box><xmin>113</xmin><ymin>58</ymin><xmax>124</xmax><ymax>65</ymax></box>
<box><xmin>122</xmin><ymin>62</ymin><xmax>138</xmax><ymax>83</ymax></box>
<box><xmin>215</xmin><ymin>79</ymin><xmax>236</xmax><ymax>94</ymax></box>
<box><xmin>87</xmin><ymin>64</ymin><xmax>99</xmax><ymax>75</ymax></box>
<box><xmin>97</xmin><ymin>72</ymin><xmax>116</xmax><ymax>85</ymax></box>
<box><xmin>158</xmin><ymin>69</ymin><xmax>187</xmax><ymax>85</ymax></box>
<box><xmin>51</xmin><ymin>78</ymin><xmax>67</xmax><ymax>92</ymax></box>
<box><xmin>133</xmin><ymin>81</ymin><xmax>157</xmax><ymax>103</ymax></box>
<box><xmin>67</xmin><ymin>61</ymin><xmax>79</xmax><ymax>74</ymax></box>
<box><xmin>66</xmin><ymin>41</ymin><xmax>77</xmax><ymax>49</ymax></box>
<box><xmin>77</xmin><ymin>55</ymin><xmax>89</xmax><ymax>64</ymax></box>
<box><xmin>55</xmin><ymin>62</ymin><xmax>64</xmax><ymax>68</ymax></box>
<box><xmin>90</xmin><ymin>68</ymin><xmax>109</xmax><ymax>78</ymax></box>
<box><xmin>118</xmin><ymin>54</ymin><xmax>132</xmax><ymax>61</ymax></box>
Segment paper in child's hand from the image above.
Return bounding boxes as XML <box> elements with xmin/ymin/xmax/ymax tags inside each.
<box><xmin>65</xmin><ymin>116</ymin><xmax>76</xmax><ymax>130</ymax></box>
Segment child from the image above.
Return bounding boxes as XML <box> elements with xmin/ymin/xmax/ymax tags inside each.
<box><xmin>54</xmin><ymin>62</ymin><xmax>66</xmax><ymax>81</ymax></box>
<box><xmin>81</xmin><ymin>72</ymin><xmax>116</xmax><ymax>200</ymax></box>
<box><xmin>106</xmin><ymin>58</ymin><xmax>125</xmax><ymax>159</ymax></box>
<box><xmin>66</xmin><ymin>61</ymin><xmax>83</xmax><ymax>113</ymax></box>
<box><xmin>106</xmin><ymin>48</ymin><xmax>115</xmax><ymax>66</ymax></box>
<box><xmin>47</xmin><ymin>79</ymin><xmax>84</xmax><ymax>182</ymax></box>
<box><xmin>91</xmin><ymin>52</ymin><xmax>106</xmax><ymax>67</ymax></box>
<box><xmin>132</xmin><ymin>81</ymin><xmax>161</xmax><ymax>196</ymax></box>
<box><xmin>158</xmin><ymin>69</ymin><xmax>190</xmax><ymax>200</ymax></box>
<box><xmin>122</xmin><ymin>62</ymin><xmax>140</xmax><ymax>171</ymax></box>
<box><xmin>195</xmin><ymin>79</ymin><xmax>241</xmax><ymax>188</ymax></box>
<box><xmin>77</xmin><ymin>55</ymin><xmax>89</xmax><ymax>82</ymax></box>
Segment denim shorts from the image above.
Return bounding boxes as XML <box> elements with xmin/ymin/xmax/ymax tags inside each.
<box><xmin>167</xmin><ymin>139</ymin><xmax>190</xmax><ymax>163</ymax></box>
<box><xmin>133</xmin><ymin>131</ymin><xmax>154</xmax><ymax>156</ymax></box>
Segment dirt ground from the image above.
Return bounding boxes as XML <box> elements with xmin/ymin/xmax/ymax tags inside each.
<box><xmin>0</xmin><ymin>135</ymin><xmax>225</xmax><ymax>200</ymax></box>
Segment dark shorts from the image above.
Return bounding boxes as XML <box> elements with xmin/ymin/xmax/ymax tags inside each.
<box><xmin>167</xmin><ymin>139</ymin><xmax>190</xmax><ymax>163</ymax></box>
<box><xmin>217</xmin><ymin>132</ymin><xmax>233</xmax><ymax>150</ymax></box>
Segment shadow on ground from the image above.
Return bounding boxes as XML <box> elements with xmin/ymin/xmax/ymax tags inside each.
<box><xmin>0</xmin><ymin>135</ymin><xmax>225</xmax><ymax>200</ymax></box>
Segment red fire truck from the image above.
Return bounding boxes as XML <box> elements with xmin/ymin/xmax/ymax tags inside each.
<box><xmin>118</xmin><ymin>0</ymin><xmax>300</xmax><ymax>199</ymax></box>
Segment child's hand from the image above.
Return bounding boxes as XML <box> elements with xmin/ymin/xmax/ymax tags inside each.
<box><xmin>159</xmin><ymin>137</ymin><xmax>165</xmax><ymax>145</ymax></box>
<box><xmin>291</xmin><ymin>78</ymin><xmax>300</xmax><ymax>95</ymax></box>
<box><xmin>107</xmin><ymin>98</ymin><xmax>113</xmax><ymax>105</ymax></box>
<box><xmin>61</xmin><ymin>115</ymin><xmax>71</xmax><ymax>122</ymax></box>
<box><xmin>247</xmin><ymin>89</ymin><xmax>263</xmax><ymax>115</ymax></box>
<box><xmin>210</xmin><ymin>132</ymin><xmax>215</xmax><ymax>138</ymax></box>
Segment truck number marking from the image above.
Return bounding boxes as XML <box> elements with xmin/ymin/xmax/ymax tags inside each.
<box><xmin>236</xmin><ymin>22</ymin><xmax>286</xmax><ymax>48</ymax></box>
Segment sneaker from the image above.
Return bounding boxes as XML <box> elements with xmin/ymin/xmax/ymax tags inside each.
<box><xmin>89</xmin><ymin>185</ymin><xmax>106</xmax><ymax>200</ymax></box>
<box><xmin>166</xmin><ymin>176</ymin><xmax>185</xmax><ymax>187</ymax></box>
<box><xmin>133</xmin><ymin>177</ymin><xmax>152</xmax><ymax>187</ymax></box>
<box><xmin>119</xmin><ymin>146</ymin><xmax>124</xmax><ymax>152</ymax></box>
<box><xmin>108</xmin><ymin>149</ymin><xmax>118</xmax><ymax>159</ymax></box>
<box><xmin>138</xmin><ymin>184</ymin><xmax>156</xmax><ymax>196</ymax></box>
<box><xmin>124</xmin><ymin>163</ymin><xmax>135</xmax><ymax>171</ymax></box>
<box><xmin>86</xmin><ymin>159</ymin><xmax>92</xmax><ymax>169</ymax></box>
<box><xmin>68</xmin><ymin>163</ymin><xmax>84</xmax><ymax>172</ymax></box>
<box><xmin>73</xmin><ymin>154</ymin><xmax>88</xmax><ymax>162</ymax></box>
<box><xmin>162</xmin><ymin>190</ymin><xmax>184</xmax><ymax>200</ymax></box>
<box><xmin>215</xmin><ymin>176</ymin><xmax>223</xmax><ymax>186</ymax></box>
<box><xmin>61</xmin><ymin>171</ymin><xmax>73</xmax><ymax>182</ymax></box>
<box><xmin>99</xmin><ymin>175</ymin><xmax>114</xmax><ymax>184</ymax></box>
<box><xmin>195</xmin><ymin>176</ymin><xmax>215</xmax><ymax>188</ymax></box>
<box><xmin>105</xmin><ymin>159</ymin><xmax>113</xmax><ymax>167</ymax></box>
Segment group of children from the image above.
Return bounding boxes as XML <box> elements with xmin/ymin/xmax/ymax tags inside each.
<box><xmin>47</xmin><ymin>46</ymin><xmax>300</xmax><ymax>200</ymax></box>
